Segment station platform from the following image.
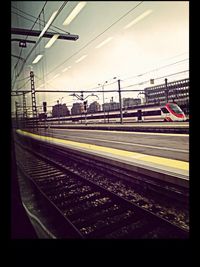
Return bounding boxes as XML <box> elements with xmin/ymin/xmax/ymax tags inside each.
<box><xmin>41</xmin><ymin>122</ymin><xmax>189</xmax><ymax>134</ymax></box>
<box><xmin>16</xmin><ymin>129</ymin><xmax>189</xmax><ymax>189</ymax></box>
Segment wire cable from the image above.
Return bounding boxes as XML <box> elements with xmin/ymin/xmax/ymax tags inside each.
<box><xmin>11</xmin><ymin>7</ymin><xmax>70</xmax><ymax>34</ymax></box>
<box><xmin>121</xmin><ymin>58</ymin><xmax>189</xmax><ymax>82</ymax></box>
<box><xmin>46</xmin><ymin>1</ymin><xmax>144</xmax><ymax>76</ymax></box>
<box><xmin>15</xmin><ymin>78</ymin><xmax>31</xmax><ymax>90</ymax></box>
<box><xmin>12</xmin><ymin>1</ymin><xmax>48</xmax><ymax>89</ymax></box>
<box><xmin>12</xmin><ymin>1</ymin><xmax>68</xmax><ymax>90</ymax></box>
<box><xmin>121</xmin><ymin>69</ymin><xmax>189</xmax><ymax>89</ymax></box>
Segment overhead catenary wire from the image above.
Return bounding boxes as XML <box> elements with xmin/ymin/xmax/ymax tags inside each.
<box><xmin>121</xmin><ymin>58</ymin><xmax>189</xmax><ymax>82</ymax></box>
<box><xmin>34</xmin><ymin>74</ymin><xmax>62</xmax><ymax>90</ymax></box>
<box><xmin>121</xmin><ymin>69</ymin><xmax>189</xmax><ymax>90</ymax></box>
<box><xmin>12</xmin><ymin>1</ymin><xmax>144</xmax><ymax>89</ymax></box>
<box><xmin>11</xmin><ymin>7</ymin><xmax>70</xmax><ymax>34</ymax></box>
<box><xmin>23</xmin><ymin>63</ymin><xmax>189</xmax><ymax>93</ymax></box>
<box><xmin>12</xmin><ymin>69</ymin><xmax>189</xmax><ymax>95</ymax></box>
<box><xmin>11</xmin><ymin>1</ymin><xmax>189</xmax><ymax>105</ymax></box>
<box><xmin>45</xmin><ymin>1</ymin><xmax>144</xmax><ymax>77</ymax></box>
<box><xmin>81</xmin><ymin>58</ymin><xmax>189</xmax><ymax>92</ymax></box>
<box><xmin>14</xmin><ymin>1</ymin><xmax>48</xmax><ymax>66</ymax></box>
<box><xmin>12</xmin><ymin>1</ymin><xmax>48</xmax><ymax>89</ymax></box>
<box><xmin>16</xmin><ymin>78</ymin><xmax>31</xmax><ymax>91</ymax></box>
<box><xmin>12</xmin><ymin>1</ymin><xmax>69</xmax><ymax>90</ymax></box>
<box><xmin>13</xmin><ymin>1</ymin><xmax>187</xmax><ymax>91</ymax></box>
<box><xmin>11</xmin><ymin>10</ymin><xmax>62</xmax><ymax>35</ymax></box>
<box><xmin>14</xmin><ymin>76</ymin><xmax>30</xmax><ymax>82</ymax></box>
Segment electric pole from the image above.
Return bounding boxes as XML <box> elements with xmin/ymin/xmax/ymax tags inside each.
<box><xmin>15</xmin><ymin>101</ymin><xmax>19</xmax><ymax>129</ymax></box>
<box><xmin>118</xmin><ymin>79</ymin><xmax>123</xmax><ymax>124</ymax></box>
<box><xmin>165</xmin><ymin>78</ymin><xmax>168</xmax><ymax>103</ymax></box>
<box><xmin>22</xmin><ymin>92</ymin><xmax>27</xmax><ymax>128</ymax></box>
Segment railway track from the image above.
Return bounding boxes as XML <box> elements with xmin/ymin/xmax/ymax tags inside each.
<box><xmin>15</xmin><ymin>138</ymin><xmax>188</xmax><ymax>239</ymax></box>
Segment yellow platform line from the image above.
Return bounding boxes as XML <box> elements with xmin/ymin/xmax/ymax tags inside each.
<box><xmin>16</xmin><ymin>130</ymin><xmax>189</xmax><ymax>171</ymax></box>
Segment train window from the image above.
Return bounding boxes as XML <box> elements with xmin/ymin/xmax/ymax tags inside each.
<box><xmin>168</xmin><ymin>103</ymin><xmax>183</xmax><ymax>114</ymax></box>
<box><xmin>161</xmin><ymin>107</ymin><xmax>169</xmax><ymax>113</ymax></box>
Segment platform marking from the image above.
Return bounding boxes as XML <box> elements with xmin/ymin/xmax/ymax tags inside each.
<box><xmin>48</xmin><ymin>128</ymin><xmax>189</xmax><ymax>137</ymax></box>
<box><xmin>16</xmin><ymin>130</ymin><xmax>189</xmax><ymax>171</ymax></box>
<box><xmin>49</xmin><ymin>132</ymin><xmax>188</xmax><ymax>153</ymax></box>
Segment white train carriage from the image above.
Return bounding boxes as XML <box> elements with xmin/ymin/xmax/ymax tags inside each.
<box><xmin>44</xmin><ymin>102</ymin><xmax>186</xmax><ymax>126</ymax></box>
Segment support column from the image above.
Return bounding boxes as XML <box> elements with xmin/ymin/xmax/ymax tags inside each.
<box><xmin>22</xmin><ymin>92</ymin><xmax>27</xmax><ymax>128</ymax></box>
<box><xmin>118</xmin><ymin>79</ymin><xmax>123</xmax><ymax>124</ymax></box>
<box><xmin>30</xmin><ymin>71</ymin><xmax>38</xmax><ymax>130</ymax></box>
<box><xmin>15</xmin><ymin>101</ymin><xmax>19</xmax><ymax>129</ymax></box>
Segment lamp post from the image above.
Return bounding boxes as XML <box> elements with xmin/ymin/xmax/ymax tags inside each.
<box><xmin>98</xmin><ymin>81</ymin><xmax>107</xmax><ymax>123</ymax></box>
<box><xmin>117</xmin><ymin>79</ymin><xmax>123</xmax><ymax>124</ymax></box>
<box><xmin>165</xmin><ymin>78</ymin><xmax>168</xmax><ymax>103</ymax></box>
<box><xmin>15</xmin><ymin>101</ymin><xmax>19</xmax><ymax>129</ymax></box>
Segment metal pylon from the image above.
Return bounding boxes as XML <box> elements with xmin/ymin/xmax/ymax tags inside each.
<box><xmin>22</xmin><ymin>92</ymin><xmax>27</xmax><ymax>119</ymax></box>
<box><xmin>30</xmin><ymin>71</ymin><xmax>38</xmax><ymax>130</ymax></box>
<box><xmin>30</xmin><ymin>71</ymin><xmax>37</xmax><ymax>118</ymax></box>
<box><xmin>15</xmin><ymin>101</ymin><xmax>19</xmax><ymax>128</ymax></box>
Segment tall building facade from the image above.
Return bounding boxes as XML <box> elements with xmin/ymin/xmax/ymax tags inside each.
<box><xmin>52</xmin><ymin>103</ymin><xmax>70</xmax><ymax>117</ymax></box>
<box><xmin>144</xmin><ymin>78</ymin><xmax>189</xmax><ymax>114</ymax></box>
<box><xmin>71</xmin><ymin>102</ymin><xmax>84</xmax><ymax>115</ymax></box>
<box><xmin>87</xmin><ymin>101</ymin><xmax>101</xmax><ymax>113</ymax></box>
<box><xmin>123</xmin><ymin>98</ymin><xmax>141</xmax><ymax>108</ymax></box>
<box><xmin>102</xmin><ymin>102</ymin><xmax>120</xmax><ymax>111</ymax></box>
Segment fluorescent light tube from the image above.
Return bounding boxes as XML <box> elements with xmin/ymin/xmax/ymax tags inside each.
<box><xmin>75</xmin><ymin>55</ymin><xmax>87</xmax><ymax>63</ymax></box>
<box><xmin>52</xmin><ymin>73</ymin><xmax>60</xmax><ymax>79</ymax></box>
<box><xmin>39</xmin><ymin>10</ymin><xmax>58</xmax><ymax>38</ymax></box>
<box><xmin>32</xmin><ymin>54</ymin><xmax>43</xmax><ymax>64</ymax></box>
<box><xmin>45</xmin><ymin>34</ymin><xmax>59</xmax><ymax>48</ymax></box>
<box><xmin>62</xmin><ymin>66</ymin><xmax>72</xmax><ymax>72</ymax></box>
<box><xmin>95</xmin><ymin>37</ymin><xmax>113</xmax><ymax>49</ymax></box>
<box><xmin>124</xmin><ymin>9</ymin><xmax>153</xmax><ymax>29</ymax></box>
<box><xmin>62</xmin><ymin>67</ymin><xmax>69</xmax><ymax>72</ymax></box>
<box><xmin>63</xmin><ymin>2</ymin><xmax>87</xmax><ymax>26</ymax></box>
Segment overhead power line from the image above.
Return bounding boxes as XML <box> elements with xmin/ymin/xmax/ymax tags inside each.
<box><xmin>122</xmin><ymin>58</ymin><xmax>189</xmax><ymax>82</ymax></box>
<box><xmin>121</xmin><ymin>70</ymin><xmax>189</xmax><ymax>89</ymax></box>
<box><xmin>12</xmin><ymin>1</ymin><xmax>69</xmax><ymax>89</ymax></box>
<box><xmin>11</xmin><ymin>7</ymin><xmax>70</xmax><ymax>34</ymax></box>
<box><xmin>45</xmin><ymin>1</ymin><xmax>143</xmax><ymax>77</ymax></box>
<box><xmin>12</xmin><ymin>1</ymin><xmax>48</xmax><ymax>88</ymax></box>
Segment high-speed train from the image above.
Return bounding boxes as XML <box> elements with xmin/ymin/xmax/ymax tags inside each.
<box><xmin>39</xmin><ymin>102</ymin><xmax>186</xmax><ymax>125</ymax></box>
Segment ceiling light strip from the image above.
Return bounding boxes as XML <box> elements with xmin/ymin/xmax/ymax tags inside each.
<box><xmin>124</xmin><ymin>9</ymin><xmax>153</xmax><ymax>29</ymax></box>
<box><xmin>39</xmin><ymin>10</ymin><xmax>58</xmax><ymax>38</ymax></box>
<box><xmin>95</xmin><ymin>37</ymin><xmax>113</xmax><ymax>49</ymax></box>
<box><xmin>62</xmin><ymin>66</ymin><xmax>71</xmax><ymax>72</ymax></box>
<box><xmin>45</xmin><ymin>34</ymin><xmax>59</xmax><ymax>48</ymax></box>
<box><xmin>63</xmin><ymin>2</ymin><xmax>87</xmax><ymax>26</ymax></box>
<box><xmin>32</xmin><ymin>54</ymin><xmax>43</xmax><ymax>64</ymax></box>
<box><xmin>52</xmin><ymin>73</ymin><xmax>60</xmax><ymax>79</ymax></box>
<box><xmin>62</xmin><ymin>67</ymin><xmax>69</xmax><ymax>72</ymax></box>
<box><xmin>75</xmin><ymin>55</ymin><xmax>87</xmax><ymax>63</ymax></box>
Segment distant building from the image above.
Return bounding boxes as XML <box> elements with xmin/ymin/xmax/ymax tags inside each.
<box><xmin>52</xmin><ymin>103</ymin><xmax>70</xmax><ymax>117</ymax></box>
<box><xmin>123</xmin><ymin>98</ymin><xmax>141</xmax><ymax>108</ymax></box>
<box><xmin>39</xmin><ymin>113</ymin><xmax>47</xmax><ymax>120</ymax></box>
<box><xmin>71</xmin><ymin>102</ymin><xmax>84</xmax><ymax>115</ymax></box>
<box><xmin>144</xmin><ymin>78</ymin><xmax>189</xmax><ymax>114</ymax></box>
<box><xmin>88</xmin><ymin>101</ymin><xmax>101</xmax><ymax>113</ymax></box>
<box><xmin>102</xmin><ymin>102</ymin><xmax>120</xmax><ymax>111</ymax></box>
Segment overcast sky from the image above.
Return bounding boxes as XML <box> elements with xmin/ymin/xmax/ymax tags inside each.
<box><xmin>11</xmin><ymin>1</ymin><xmax>189</xmax><ymax>114</ymax></box>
